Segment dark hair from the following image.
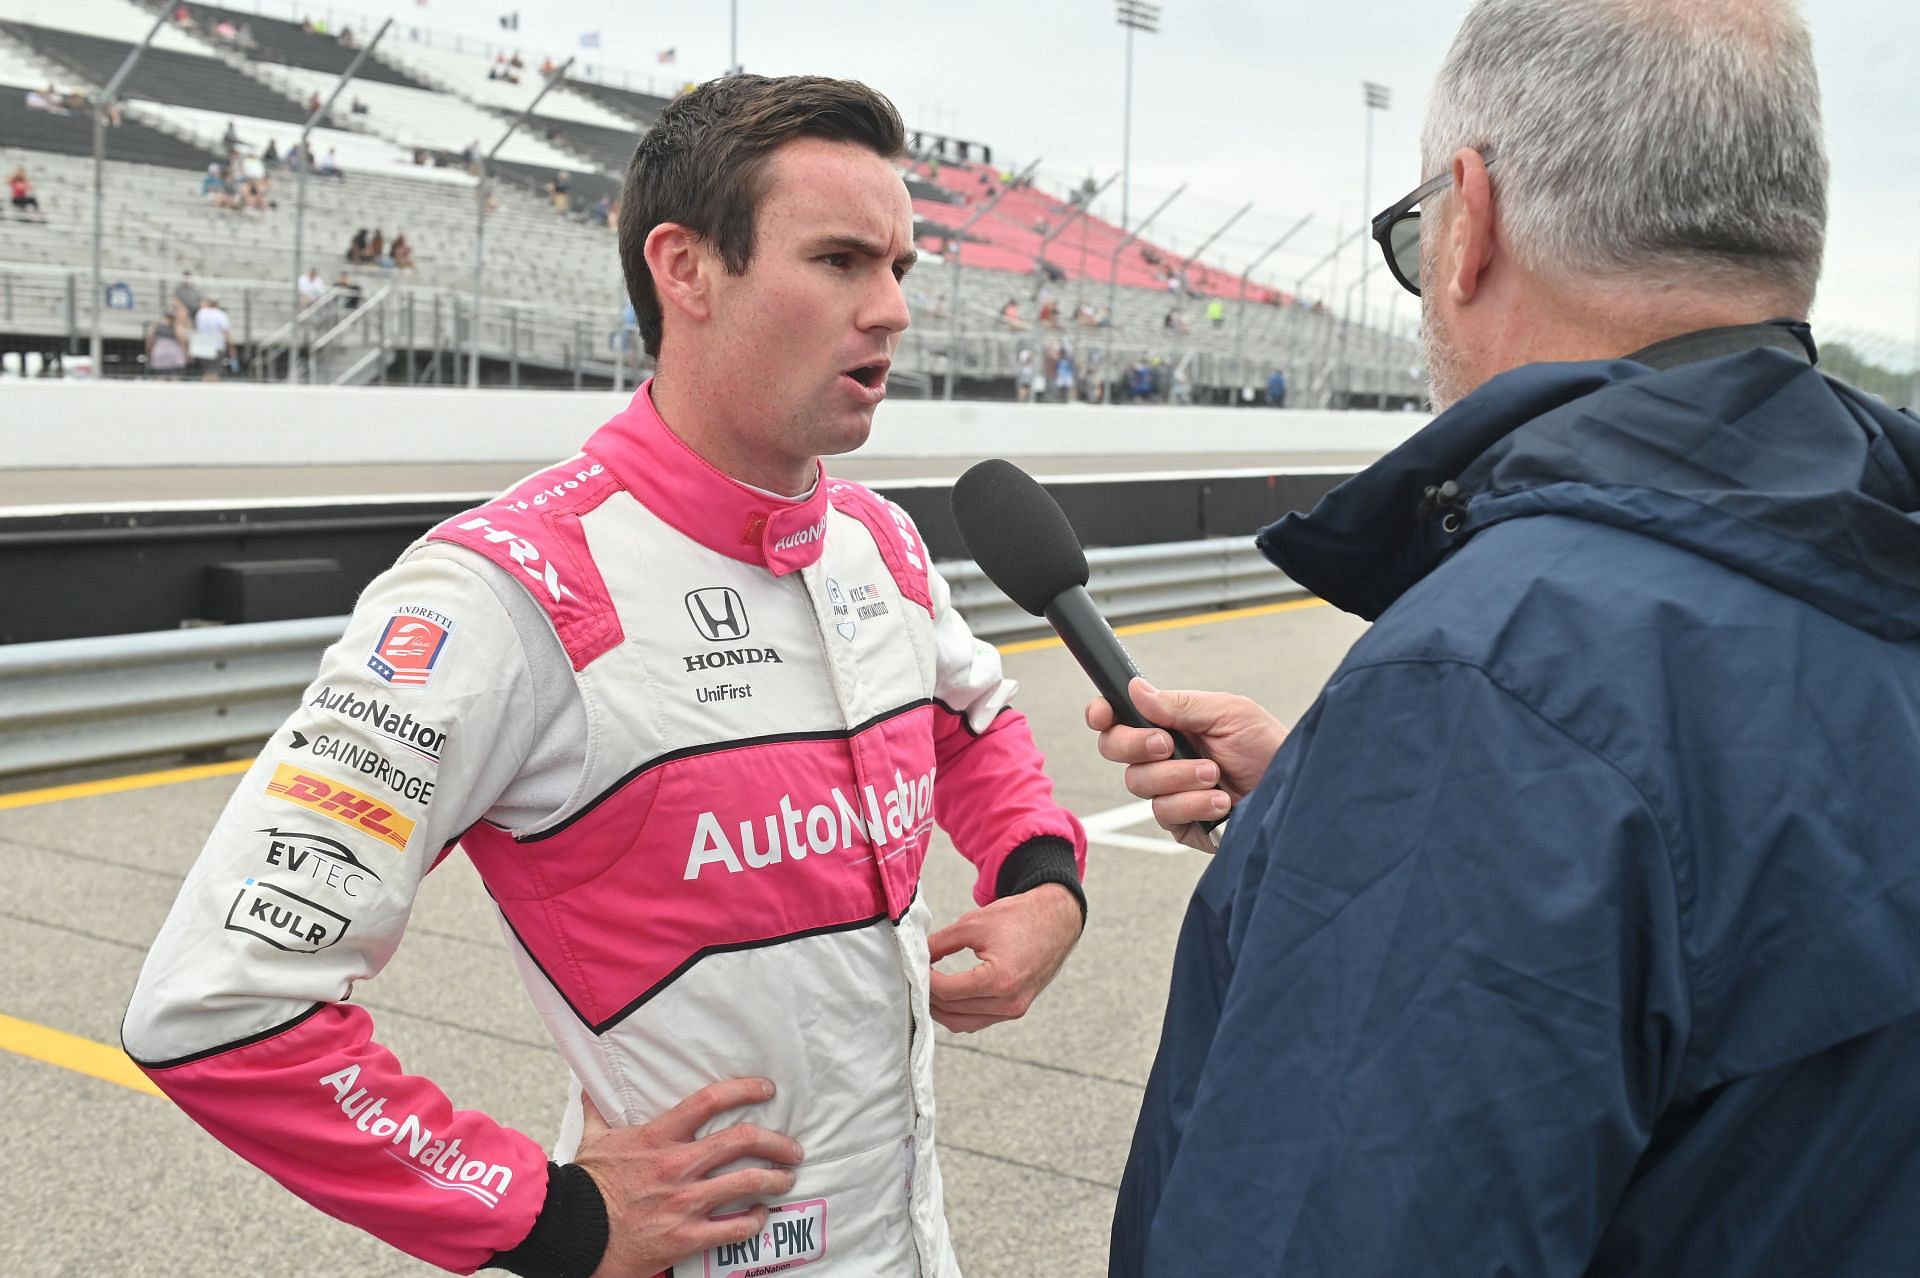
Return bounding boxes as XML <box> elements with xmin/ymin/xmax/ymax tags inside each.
<box><xmin>619</xmin><ymin>74</ymin><xmax>906</xmax><ymax>358</ymax></box>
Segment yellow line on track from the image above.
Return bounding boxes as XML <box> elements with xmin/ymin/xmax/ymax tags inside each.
<box><xmin>0</xmin><ymin>759</ymin><xmax>253</xmax><ymax>812</ymax></box>
<box><xmin>997</xmin><ymin>596</ymin><xmax>1328</xmax><ymax>655</ymax></box>
<box><xmin>0</xmin><ymin>1013</ymin><xmax>162</xmax><ymax>1097</ymax></box>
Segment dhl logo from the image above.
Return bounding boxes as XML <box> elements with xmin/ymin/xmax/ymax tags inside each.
<box><xmin>264</xmin><ymin>764</ymin><xmax>416</xmax><ymax>852</ymax></box>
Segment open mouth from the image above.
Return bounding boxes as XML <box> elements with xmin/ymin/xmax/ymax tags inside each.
<box><xmin>844</xmin><ymin>363</ymin><xmax>887</xmax><ymax>390</ymax></box>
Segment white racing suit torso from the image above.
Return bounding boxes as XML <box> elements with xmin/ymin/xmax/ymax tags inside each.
<box><xmin>123</xmin><ymin>384</ymin><xmax>1087</xmax><ymax>1276</ymax></box>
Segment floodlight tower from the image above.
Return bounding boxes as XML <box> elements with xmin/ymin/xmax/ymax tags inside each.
<box><xmin>1360</xmin><ymin>81</ymin><xmax>1391</xmax><ymax>329</ymax></box>
<box><xmin>1115</xmin><ymin>0</ymin><xmax>1161</xmax><ymax>234</ymax></box>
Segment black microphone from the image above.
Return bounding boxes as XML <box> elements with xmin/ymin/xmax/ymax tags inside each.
<box><xmin>951</xmin><ymin>459</ymin><xmax>1221</xmax><ymax>833</ymax></box>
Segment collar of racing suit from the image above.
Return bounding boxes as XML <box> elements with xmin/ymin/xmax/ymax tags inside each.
<box><xmin>584</xmin><ymin>379</ymin><xmax>833</xmax><ymax>577</ymax></box>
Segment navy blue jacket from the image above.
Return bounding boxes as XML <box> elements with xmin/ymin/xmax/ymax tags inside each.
<box><xmin>1113</xmin><ymin>324</ymin><xmax>1920</xmax><ymax>1276</ymax></box>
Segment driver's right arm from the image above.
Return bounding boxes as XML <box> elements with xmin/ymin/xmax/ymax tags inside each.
<box><xmin>122</xmin><ymin>552</ymin><xmax>590</xmax><ymax>1274</ymax></box>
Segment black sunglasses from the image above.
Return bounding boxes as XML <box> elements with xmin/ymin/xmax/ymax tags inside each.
<box><xmin>1370</xmin><ymin>147</ymin><xmax>1498</xmax><ymax>297</ymax></box>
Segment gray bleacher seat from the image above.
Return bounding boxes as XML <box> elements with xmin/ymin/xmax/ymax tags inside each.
<box><xmin>515</xmin><ymin>112</ymin><xmax>638</xmax><ymax>177</ymax></box>
<box><xmin>563</xmin><ymin>77</ymin><xmax>668</xmax><ymax>126</ymax></box>
<box><xmin>161</xmin><ymin>2</ymin><xmax>428</xmax><ymax>90</ymax></box>
<box><xmin>0</xmin><ymin>88</ymin><xmax>216</xmax><ymax>168</ymax></box>
<box><xmin>3</xmin><ymin>22</ymin><xmax>310</xmax><ymax>124</ymax></box>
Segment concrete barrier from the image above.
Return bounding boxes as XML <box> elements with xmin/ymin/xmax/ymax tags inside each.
<box><xmin>1</xmin><ymin>381</ymin><xmax>1427</xmax><ymax>469</ymax></box>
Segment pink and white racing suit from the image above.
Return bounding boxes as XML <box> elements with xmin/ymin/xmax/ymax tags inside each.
<box><xmin>124</xmin><ymin>383</ymin><xmax>1088</xmax><ymax>1277</ymax></box>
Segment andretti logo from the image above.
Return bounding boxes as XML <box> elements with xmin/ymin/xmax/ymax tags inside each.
<box><xmin>264</xmin><ymin>764</ymin><xmax>416</xmax><ymax>851</ymax></box>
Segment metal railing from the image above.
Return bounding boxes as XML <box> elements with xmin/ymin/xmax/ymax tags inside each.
<box><xmin>0</xmin><ymin>538</ymin><xmax>1300</xmax><ymax>777</ymax></box>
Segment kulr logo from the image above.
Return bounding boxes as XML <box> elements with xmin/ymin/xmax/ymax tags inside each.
<box><xmin>225</xmin><ymin>880</ymin><xmax>351</xmax><ymax>952</ymax></box>
<box><xmin>686</xmin><ymin>588</ymin><xmax>750</xmax><ymax>642</ymax></box>
<box><xmin>264</xmin><ymin>764</ymin><xmax>416</xmax><ymax>851</ymax></box>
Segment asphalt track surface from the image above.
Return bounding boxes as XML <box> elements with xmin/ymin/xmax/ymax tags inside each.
<box><xmin>0</xmin><ymin>596</ymin><xmax>1371</xmax><ymax>1278</ymax></box>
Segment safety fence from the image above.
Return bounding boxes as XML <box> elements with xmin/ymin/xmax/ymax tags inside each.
<box><xmin>0</xmin><ymin>537</ymin><xmax>1300</xmax><ymax>776</ymax></box>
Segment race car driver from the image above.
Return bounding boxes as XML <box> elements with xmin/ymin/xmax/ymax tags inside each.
<box><xmin>124</xmin><ymin>74</ymin><xmax>1088</xmax><ymax>1278</ymax></box>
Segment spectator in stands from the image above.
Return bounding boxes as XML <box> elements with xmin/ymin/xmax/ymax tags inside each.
<box><xmin>1074</xmin><ymin>300</ymin><xmax>1098</xmax><ymax>327</ymax></box>
<box><xmin>1000</xmin><ymin>297</ymin><xmax>1024</xmax><ymax>329</ymax></box>
<box><xmin>173</xmin><ymin>272</ymin><xmax>201</xmax><ymax>317</ymax></box>
<box><xmin>546</xmin><ymin>170</ymin><xmax>572</xmax><ymax>214</ymax></box>
<box><xmin>298</xmin><ymin>267</ymin><xmax>326</xmax><ymax>306</ymax></box>
<box><xmin>367</xmin><ymin>229</ymin><xmax>387</xmax><ymax>265</ymax></box>
<box><xmin>145</xmin><ymin>303</ymin><xmax>189</xmax><ymax>379</ymax></box>
<box><xmin>540</xmin><ymin>55</ymin><xmax>558</xmax><ymax>76</ymax></box>
<box><xmin>1038</xmin><ymin>296</ymin><xmax>1060</xmax><ymax>328</ymax></box>
<box><xmin>338</xmin><ymin>25</ymin><xmax>357</xmax><ymax>49</ymax></box>
<box><xmin>411</xmin><ymin>148</ymin><xmax>429</xmax><ymax>166</ymax></box>
<box><xmin>24</xmin><ymin>85</ymin><xmax>67</xmax><ymax>115</ymax></box>
<box><xmin>1126</xmin><ymin>359</ymin><xmax>1154</xmax><ymax>404</ymax></box>
<box><xmin>263</xmin><ymin>139</ymin><xmax>280</xmax><ymax>166</ymax></box>
<box><xmin>334</xmin><ymin>271</ymin><xmax>362</xmax><ymax>310</ymax></box>
<box><xmin>1265</xmin><ymin>367</ymin><xmax>1288</xmax><ymax>408</ymax></box>
<box><xmin>1207</xmin><ymin>298</ymin><xmax>1225</xmax><ymax>328</ymax></box>
<box><xmin>588</xmin><ymin>192</ymin><xmax>614</xmax><ymax>226</ymax></box>
<box><xmin>201</xmin><ymin>164</ymin><xmax>238</xmax><ymax>211</ymax></box>
<box><xmin>318</xmin><ymin>149</ymin><xmax>342</xmax><ymax>179</ymax></box>
<box><xmin>345</xmin><ymin>228</ymin><xmax>369</xmax><ymax>263</ymax></box>
<box><xmin>509</xmin><ymin>49</ymin><xmax>525</xmax><ymax>68</ymax></box>
<box><xmin>390</xmin><ymin>234</ymin><xmax>414</xmax><ymax>271</ymax></box>
<box><xmin>214</xmin><ymin>19</ymin><xmax>238</xmax><ymax>41</ymax></box>
<box><xmin>189</xmin><ymin>298</ymin><xmax>233</xmax><ymax>381</ymax></box>
<box><xmin>1053</xmin><ymin>344</ymin><xmax>1077</xmax><ymax>402</ymax></box>
<box><xmin>305</xmin><ymin>91</ymin><xmax>323</xmax><ymax>115</ymax></box>
<box><xmin>236</xmin><ymin>22</ymin><xmax>256</xmax><ymax>51</ymax></box>
<box><xmin>351</xmin><ymin>96</ymin><xmax>369</xmax><ymax>116</ymax></box>
<box><xmin>1015</xmin><ymin>347</ymin><xmax>1036</xmax><ymax>402</ymax></box>
<box><xmin>8</xmin><ymin>167</ymin><xmax>43</xmax><ymax>220</ymax></box>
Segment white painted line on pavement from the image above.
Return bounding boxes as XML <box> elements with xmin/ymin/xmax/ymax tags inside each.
<box><xmin>1079</xmin><ymin>800</ymin><xmax>1191</xmax><ymax>855</ymax></box>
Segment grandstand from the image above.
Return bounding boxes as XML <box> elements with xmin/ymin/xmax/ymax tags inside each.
<box><xmin>0</xmin><ymin>0</ymin><xmax>1423</xmax><ymax>403</ymax></box>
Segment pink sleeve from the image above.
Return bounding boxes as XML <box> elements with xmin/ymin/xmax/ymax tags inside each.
<box><xmin>931</xmin><ymin>703</ymin><xmax>1088</xmax><ymax>906</ymax></box>
<box><xmin>139</xmin><ymin>1003</ymin><xmax>549</xmax><ymax>1274</ymax></box>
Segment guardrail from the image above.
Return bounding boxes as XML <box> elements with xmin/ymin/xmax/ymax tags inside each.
<box><xmin>0</xmin><ymin>538</ymin><xmax>1300</xmax><ymax>777</ymax></box>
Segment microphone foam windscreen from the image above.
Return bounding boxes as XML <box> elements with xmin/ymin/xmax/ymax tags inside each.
<box><xmin>951</xmin><ymin>459</ymin><xmax>1090</xmax><ymax>616</ymax></box>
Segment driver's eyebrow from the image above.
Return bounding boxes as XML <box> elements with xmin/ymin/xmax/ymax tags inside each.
<box><xmin>813</xmin><ymin>233</ymin><xmax>918</xmax><ymax>276</ymax></box>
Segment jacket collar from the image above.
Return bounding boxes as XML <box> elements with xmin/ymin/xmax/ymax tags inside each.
<box><xmin>584</xmin><ymin>380</ymin><xmax>831</xmax><ymax>576</ymax></box>
<box><xmin>1256</xmin><ymin>321</ymin><xmax>1835</xmax><ymax>621</ymax></box>
<box><xmin>1625</xmin><ymin>318</ymin><xmax>1815</xmax><ymax>371</ymax></box>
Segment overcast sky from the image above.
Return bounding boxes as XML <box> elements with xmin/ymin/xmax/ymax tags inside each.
<box><xmin>333</xmin><ymin>0</ymin><xmax>1919</xmax><ymax>360</ymax></box>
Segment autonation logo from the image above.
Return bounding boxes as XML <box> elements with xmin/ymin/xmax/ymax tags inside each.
<box><xmin>320</xmin><ymin>1064</ymin><xmax>513</xmax><ymax>1207</ymax></box>
<box><xmin>683</xmin><ymin>766</ymin><xmax>935</xmax><ymax>880</ymax></box>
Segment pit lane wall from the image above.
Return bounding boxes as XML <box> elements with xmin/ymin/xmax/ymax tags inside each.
<box><xmin>0</xmin><ymin>383</ymin><xmax>1428</xmax><ymax>644</ymax></box>
<box><xmin>0</xmin><ymin>382</ymin><xmax>1425</xmax><ymax>467</ymax></box>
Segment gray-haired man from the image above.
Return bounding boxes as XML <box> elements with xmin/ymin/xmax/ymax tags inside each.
<box><xmin>1094</xmin><ymin>1</ymin><xmax>1920</xmax><ymax>1273</ymax></box>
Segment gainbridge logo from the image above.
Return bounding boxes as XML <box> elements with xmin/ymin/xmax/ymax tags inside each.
<box><xmin>264</xmin><ymin>764</ymin><xmax>416</xmax><ymax>852</ymax></box>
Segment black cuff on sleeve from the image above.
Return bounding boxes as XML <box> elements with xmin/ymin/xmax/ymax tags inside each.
<box><xmin>486</xmin><ymin>1161</ymin><xmax>609</xmax><ymax>1278</ymax></box>
<box><xmin>994</xmin><ymin>836</ymin><xmax>1087</xmax><ymax>925</ymax></box>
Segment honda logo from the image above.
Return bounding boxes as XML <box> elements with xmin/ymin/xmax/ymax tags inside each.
<box><xmin>685</xmin><ymin>588</ymin><xmax>749</xmax><ymax>642</ymax></box>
